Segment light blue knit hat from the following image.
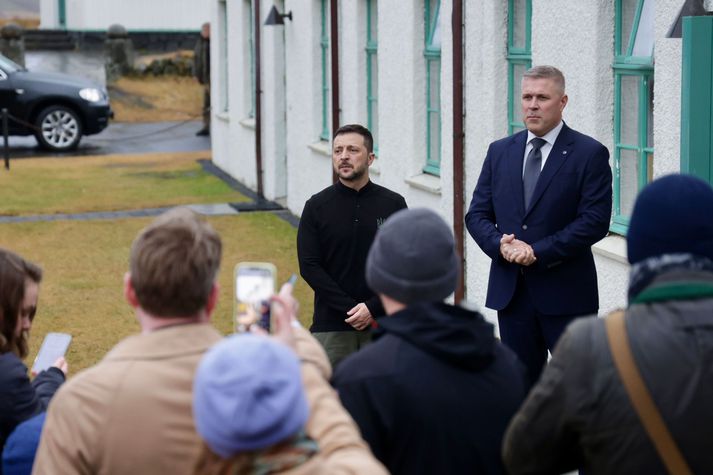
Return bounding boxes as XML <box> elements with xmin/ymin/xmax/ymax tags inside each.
<box><xmin>192</xmin><ymin>334</ymin><xmax>308</xmax><ymax>458</ymax></box>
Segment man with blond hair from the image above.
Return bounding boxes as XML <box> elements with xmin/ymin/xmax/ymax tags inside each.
<box><xmin>466</xmin><ymin>65</ymin><xmax>612</xmax><ymax>388</ymax></box>
<box><xmin>33</xmin><ymin>207</ymin><xmax>224</xmax><ymax>475</ymax></box>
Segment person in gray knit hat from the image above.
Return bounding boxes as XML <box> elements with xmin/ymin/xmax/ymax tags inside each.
<box><xmin>333</xmin><ymin>208</ymin><xmax>527</xmax><ymax>475</ymax></box>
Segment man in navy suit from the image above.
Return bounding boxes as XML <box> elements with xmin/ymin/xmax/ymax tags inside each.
<box><xmin>465</xmin><ymin>65</ymin><xmax>612</xmax><ymax>387</ymax></box>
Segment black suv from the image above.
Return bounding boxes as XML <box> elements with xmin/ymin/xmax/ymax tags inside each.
<box><xmin>0</xmin><ymin>54</ymin><xmax>112</xmax><ymax>151</ymax></box>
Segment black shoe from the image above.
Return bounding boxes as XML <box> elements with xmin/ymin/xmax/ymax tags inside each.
<box><xmin>196</xmin><ymin>128</ymin><xmax>210</xmax><ymax>136</ymax></box>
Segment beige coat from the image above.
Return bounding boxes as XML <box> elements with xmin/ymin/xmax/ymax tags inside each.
<box><xmin>32</xmin><ymin>323</ymin><xmax>223</xmax><ymax>475</ymax></box>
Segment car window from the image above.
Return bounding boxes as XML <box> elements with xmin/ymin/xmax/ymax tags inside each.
<box><xmin>0</xmin><ymin>54</ymin><xmax>22</xmax><ymax>74</ymax></box>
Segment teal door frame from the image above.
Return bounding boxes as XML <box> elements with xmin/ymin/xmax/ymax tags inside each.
<box><xmin>58</xmin><ymin>0</ymin><xmax>66</xmax><ymax>29</ymax></box>
<box><xmin>681</xmin><ymin>16</ymin><xmax>713</xmax><ymax>184</ymax></box>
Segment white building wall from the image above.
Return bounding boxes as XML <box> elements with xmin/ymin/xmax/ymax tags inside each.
<box><xmin>41</xmin><ymin>0</ymin><xmax>210</xmax><ymax>30</ymax></box>
<box><xmin>212</xmin><ymin>0</ymin><xmax>697</xmax><ymax>329</ymax></box>
<box><xmin>284</xmin><ymin>0</ymin><xmax>333</xmax><ymax>215</ymax></box>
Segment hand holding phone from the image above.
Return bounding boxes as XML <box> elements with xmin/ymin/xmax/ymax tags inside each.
<box><xmin>234</xmin><ymin>262</ymin><xmax>277</xmax><ymax>332</ymax></box>
<box><xmin>32</xmin><ymin>332</ymin><xmax>71</xmax><ymax>375</ymax></box>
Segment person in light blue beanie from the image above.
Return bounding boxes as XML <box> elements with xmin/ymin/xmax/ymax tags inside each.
<box><xmin>192</xmin><ymin>333</ymin><xmax>309</xmax><ymax>458</ymax></box>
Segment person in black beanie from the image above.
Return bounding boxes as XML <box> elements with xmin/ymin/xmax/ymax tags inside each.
<box><xmin>333</xmin><ymin>208</ymin><xmax>527</xmax><ymax>475</ymax></box>
<box><xmin>503</xmin><ymin>174</ymin><xmax>713</xmax><ymax>475</ymax></box>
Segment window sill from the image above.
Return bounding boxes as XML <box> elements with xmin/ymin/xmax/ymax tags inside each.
<box><xmin>216</xmin><ymin>112</ymin><xmax>230</xmax><ymax>122</ymax></box>
<box><xmin>307</xmin><ymin>140</ymin><xmax>331</xmax><ymax>158</ymax></box>
<box><xmin>239</xmin><ymin>117</ymin><xmax>256</xmax><ymax>130</ymax></box>
<box><xmin>405</xmin><ymin>173</ymin><xmax>441</xmax><ymax>196</ymax></box>
<box><xmin>592</xmin><ymin>234</ymin><xmax>628</xmax><ymax>265</ymax></box>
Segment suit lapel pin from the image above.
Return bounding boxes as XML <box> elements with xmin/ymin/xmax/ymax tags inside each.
<box><xmin>563</xmin><ymin>151</ymin><xmax>568</xmax><ymax>155</ymax></box>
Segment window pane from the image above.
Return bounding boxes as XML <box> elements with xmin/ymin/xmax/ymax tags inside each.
<box><xmin>646</xmin><ymin>75</ymin><xmax>653</xmax><ymax>148</ymax></box>
<box><xmin>512</xmin><ymin>0</ymin><xmax>527</xmax><ymax>49</ymax></box>
<box><xmin>429</xmin><ymin>111</ymin><xmax>440</xmax><ymax>165</ymax></box>
<box><xmin>369</xmin><ymin>53</ymin><xmax>378</xmax><ymax>145</ymax></box>
<box><xmin>429</xmin><ymin>59</ymin><xmax>440</xmax><ymax>109</ymax></box>
<box><xmin>368</xmin><ymin>0</ymin><xmax>377</xmax><ymax>42</ymax></box>
<box><xmin>619</xmin><ymin>148</ymin><xmax>639</xmax><ymax>217</ymax></box>
<box><xmin>430</xmin><ymin>7</ymin><xmax>441</xmax><ymax>49</ymax></box>
<box><xmin>619</xmin><ymin>0</ymin><xmax>637</xmax><ymax>56</ymax></box>
<box><xmin>372</xmin><ymin>100</ymin><xmax>379</xmax><ymax>147</ymax></box>
<box><xmin>619</xmin><ymin>150</ymin><xmax>639</xmax><ymax>216</ymax></box>
<box><xmin>511</xmin><ymin>62</ymin><xmax>527</xmax><ymax>123</ymax></box>
<box><xmin>619</xmin><ymin>75</ymin><xmax>640</xmax><ymax>146</ymax></box>
<box><xmin>632</xmin><ymin>0</ymin><xmax>654</xmax><ymax>57</ymax></box>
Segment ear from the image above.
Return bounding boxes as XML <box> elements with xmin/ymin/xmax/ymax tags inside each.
<box><xmin>560</xmin><ymin>94</ymin><xmax>568</xmax><ymax>111</ymax></box>
<box><xmin>124</xmin><ymin>272</ymin><xmax>140</xmax><ymax>309</ymax></box>
<box><xmin>368</xmin><ymin>152</ymin><xmax>376</xmax><ymax>166</ymax></box>
<box><xmin>204</xmin><ymin>282</ymin><xmax>220</xmax><ymax>321</ymax></box>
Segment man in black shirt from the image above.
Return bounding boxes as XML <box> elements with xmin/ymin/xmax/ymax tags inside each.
<box><xmin>297</xmin><ymin>124</ymin><xmax>407</xmax><ymax>369</ymax></box>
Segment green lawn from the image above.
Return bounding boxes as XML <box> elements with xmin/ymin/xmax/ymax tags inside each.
<box><xmin>0</xmin><ymin>151</ymin><xmax>249</xmax><ymax>216</ymax></box>
<box><xmin>0</xmin><ymin>153</ymin><xmax>312</xmax><ymax>374</ymax></box>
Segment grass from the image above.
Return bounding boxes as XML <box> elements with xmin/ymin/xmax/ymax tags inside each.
<box><xmin>108</xmin><ymin>75</ymin><xmax>203</xmax><ymax>123</ymax></box>
<box><xmin>1</xmin><ymin>213</ymin><xmax>313</xmax><ymax>373</ymax></box>
<box><xmin>0</xmin><ymin>151</ymin><xmax>249</xmax><ymax>216</ymax></box>
<box><xmin>0</xmin><ymin>18</ymin><xmax>40</xmax><ymax>29</ymax></box>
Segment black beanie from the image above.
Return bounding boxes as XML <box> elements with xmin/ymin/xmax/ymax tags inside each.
<box><xmin>627</xmin><ymin>174</ymin><xmax>713</xmax><ymax>264</ymax></box>
<box><xmin>366</xmin><ymin>208</ymin><xmax>459</xmax><ymax>304</ymax></box>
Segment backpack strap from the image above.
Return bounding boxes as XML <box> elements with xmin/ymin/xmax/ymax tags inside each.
<box><xmin>605</xmin><ymin>310</ymin><xmax>693</xmax><ymax>475</ymax></box>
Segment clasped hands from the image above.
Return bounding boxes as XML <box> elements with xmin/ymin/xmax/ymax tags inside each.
<box><xmin>345</xmin><ymin>302</ymin><xmax>373</xmax><ymax>331</ymax></box>
<box><xmin>500</xmin><ymin>233</ymin><xmax>537</xmax><ymax>266</ymax></box>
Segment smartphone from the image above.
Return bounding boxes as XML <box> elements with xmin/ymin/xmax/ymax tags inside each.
<box><xmin>32</xmin><ymin>332</ymin><xmax>71</xmax><ymax>374</ymax></box>
<box><xmin>234</xmin><ymin>262</ymin><xmax>277</xmax><ymax>332</ymax></box>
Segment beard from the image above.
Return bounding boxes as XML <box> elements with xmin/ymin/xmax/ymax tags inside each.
<box><xmin>336</xmin><ymin>164</ymin><xmax>367</xmax><ymax>182</ymax></box>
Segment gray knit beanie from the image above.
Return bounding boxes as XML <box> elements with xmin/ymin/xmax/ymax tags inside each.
<box><xmin>366</xmin><ymin>208</ymin><xmax>459</xmax><ymax>304</ymax></box>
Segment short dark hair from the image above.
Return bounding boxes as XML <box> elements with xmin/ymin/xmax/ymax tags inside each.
<box><xmin>129</xmin><ymin>207</ymin><xmax>222</xmax><ymax>318</ymax></box>
<box><xmin>0</xmin><ymin>248</ymin><xmax>42</xmax><ymax>358</ymax></box>
<box><xmin>333</xmin><ymin>124</ymin><xmax>374</xmax><ymax>154</ymax></box>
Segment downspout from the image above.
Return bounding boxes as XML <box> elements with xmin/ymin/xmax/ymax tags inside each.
<box><xmin>254</xmin><ymin>0</ymin><xmax>264</xmax><ymax>199</ymax></box>
<box><xmin>452</xmin><ymin>0</ymin><xmax>466</xmax><ymax>303</ymax></box>
<box><xmin>330</xmin><ymin>0</ymin><xmax>340</xmax><ymax>183</ymax></box>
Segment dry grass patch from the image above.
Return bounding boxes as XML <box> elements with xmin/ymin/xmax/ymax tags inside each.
<box><xmin>1</xmin><ymin>213</ymin><xmax>313</xmax><ymax>374</ymax></box>
<box><xmin>108</xmin><ymin>75</ymin><xmax>203</xmax><ymax>123</ymax></box>
<box><xmin>0</xmin><ymin>151</ymin><xmax>249</xmax><ymax>216</ymax></box>
<box><xmin>0</xmin><ymin>18</ymin><xmax>40</xmax><ymax>29</ymax></box>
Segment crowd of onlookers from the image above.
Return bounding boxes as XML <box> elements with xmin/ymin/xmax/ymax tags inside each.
<box><xmin>2</xmin><ymin>172</ymin><xmax>713</xmax><ymax>475</ymax></box>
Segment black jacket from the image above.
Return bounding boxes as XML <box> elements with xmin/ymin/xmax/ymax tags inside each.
<box><xmin>0</xmin><ymin>352</ymin><xmax>65</xmax><ymax>455</ymax></box>
<box><xmin>334</xmin><ymin>302</ymin><xmax>527</xmax><ymax>475</ymax></box>
<box><xmin>297</xmin><ymin>181</ymin><xmax>406</xmax><ymax>332</ymax></box>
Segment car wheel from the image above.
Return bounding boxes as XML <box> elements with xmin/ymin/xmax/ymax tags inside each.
<box><xmin>34</xmin><ymin>105</ymin><xmax>83</xmax><ymax>151</ymax></box>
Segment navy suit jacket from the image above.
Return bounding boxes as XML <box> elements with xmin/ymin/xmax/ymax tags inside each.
<box><xmin>465</xmin><ymin>124</ymin><xmax>612</xmax><ymax>315</ymax></box>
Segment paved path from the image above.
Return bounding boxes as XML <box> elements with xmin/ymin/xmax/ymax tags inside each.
<box><xmin>6</xmin><ymin>120</ymin><xmax>211</xmax><ymax>158</ymax></box>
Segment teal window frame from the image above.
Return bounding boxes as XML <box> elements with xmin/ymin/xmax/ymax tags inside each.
<box><xmin>423</xmin><ymin>0</ymin><xmax>441</xmax><ymax>176</ymax></box>
<box><xmin>680</xmin><ymin>16</ymin><xmax>713</xmax><ymax>185</ymax></box>
<box><xmin>247</xmin><ymin>0</ymin><xmax>256</xmax><ymax>118</ymax></box>
<box><xmin>366</xmin><ymin>0</ymin><xmax>378</xmax><ymax>153</ymax></box>
<box><xmin>611</xmin><ymin>0</ymin><xmax>654</xmax><ymax>234</ymax></box>
<box><xmin>507</xmin><ymin>0</ymin><xmax>531</xmax><ymax>135</ymax></box>
<box><xmin>319</xmin><ymin>0</ymin><xmax>330</xmax><ymax>141</ymax></box>
<box><xmin>219</xmin><ymin>0</ymin><xmax>229</xmax><ymax>112</ymax></box>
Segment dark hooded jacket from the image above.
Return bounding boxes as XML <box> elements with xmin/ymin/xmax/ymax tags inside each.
<box><xmin>333</xmin><ymin>302</ymin><xmax>527</xmax><ymax>475</ymax></box>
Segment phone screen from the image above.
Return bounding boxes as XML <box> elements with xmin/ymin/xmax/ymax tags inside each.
<box><xmin>32</xmin><ymin>332</ymin><xmax>71</xmax><ymax>374</ymax></box>
<box><xmin>234</xmin><ymin>263</ymin><xmax>276</xmax><ymax>332</ymax></box>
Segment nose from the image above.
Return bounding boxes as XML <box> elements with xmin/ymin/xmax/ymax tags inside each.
<box><xmin>527</xmin><ymin>98</ymin><xmax>539</xmax><ymax>109</ymax></box>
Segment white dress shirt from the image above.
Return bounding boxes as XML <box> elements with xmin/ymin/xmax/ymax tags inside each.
<box><xmin>522</xmin><ymin>120</ymin><xmax>565</xmax><ymax>176</ymax></box>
